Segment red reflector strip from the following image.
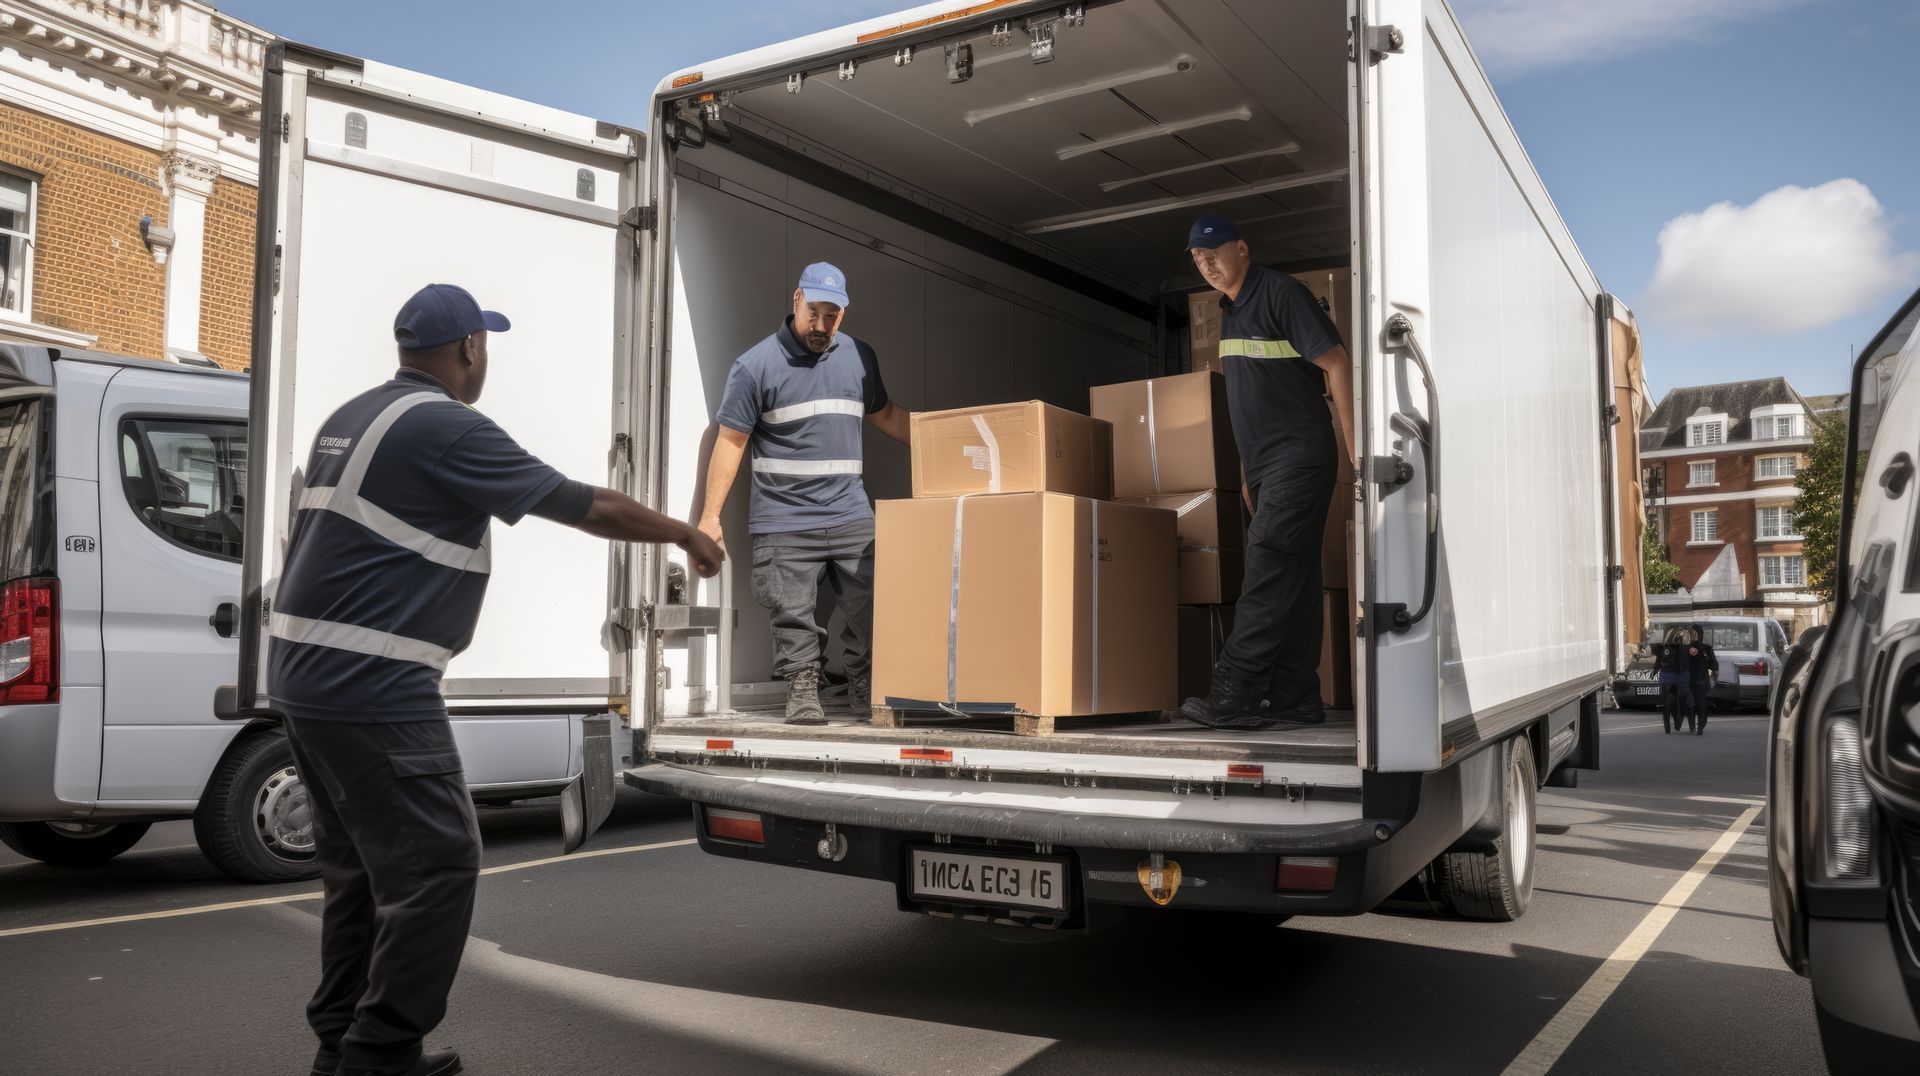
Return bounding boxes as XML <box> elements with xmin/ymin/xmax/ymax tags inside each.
<box><xmin>706</xmin><ymin>808</ymin><xmax>763</xmax><ymax>844</ymax></box>
<box><xmin>1277</xmin><ymin>856</ymin><xmax>1338</xmax><ymax>892</ymax></box>
<box><xmin>901</xmin><ymin>747</ymin><xmax>953</xmax><ymax>763</ymax></box>
<box><xmin>1227</xmin><ymin>764</ymin><xmax>1264</xmax><ymax>780</ymax></box>
<box><xmin>705</xmin><ymin>739</ymin><xmax>735</xmax><ymax>751</ymax></box>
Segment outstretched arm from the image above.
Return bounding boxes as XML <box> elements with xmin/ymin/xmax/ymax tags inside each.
<box><xmin>574</xmin><ymin>487</ymin><xmax>724</xmax><ymax>577</ymax></box>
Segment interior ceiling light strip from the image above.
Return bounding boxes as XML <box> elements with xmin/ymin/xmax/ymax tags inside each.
<box><xmin>1023</xmin><ymin>167</ymin><xmax>1350</xmax><ymax>235</ymax></box>
<box><xmin>964</xmin><ymin>56</ymin><xmax>1196</xmax><ymax>126</ymax></box>
<box><xmin>1235</xmin><ymin>201</ymin><xmax>1350</xmax><ymax>227</ymax></box>
<box><xmin>1099</xmin><ymin>143</ymin><xmax>1302</xmax><ymax>193</ymax></box>
<box><xmin>1056</xmin><ymin>105</ymin><xmax>1253</xmax><ymax>161</ymax></box>
<box><xmin>855</xmin><ymin>0</ymin><xmax>1026</xmax><ymax>43</ymax></box>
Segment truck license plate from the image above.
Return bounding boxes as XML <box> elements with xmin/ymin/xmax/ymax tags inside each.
<box><xmin>909</xmin><ymin>849</ymin><xmax>1067</xmax><ymax>913</ymax></box>
<box><xmin>1636</xmin><ymin>686</ymin><xmax>1660</xmax><ymax>696</ymax></box>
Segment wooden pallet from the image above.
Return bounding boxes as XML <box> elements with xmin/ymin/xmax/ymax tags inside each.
<box><xmin>872</xmin><ymin>705</ymin><xmax>1174</xmax><ymax>738</ymax></box>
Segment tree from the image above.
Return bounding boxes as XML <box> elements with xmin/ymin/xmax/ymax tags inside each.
<box><xmin>1643</xmin><ymin>516</ymin><xmax>1680</xmax><ymax>595</ymax></box>
<box><xmin>1798</xmin><ymin>411</ymin><xmax>1849</xmax><ymax>601</ymax></box>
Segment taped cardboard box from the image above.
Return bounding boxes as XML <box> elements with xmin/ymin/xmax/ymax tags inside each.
<box><xmin>910</xmin><ymin>401</ymin><xmax>1113</xmax><ymax>499</ymax></box>
<box><xmin>1177</xmin><ymin>605</ymin><xmax>1234</xmax><ymax>700</ymax></box>
<box><xmin>1321</xmin><ymin>588</ymin><xmax>1354</xmax><ymax>709</ymax></box>
<box><xmin>1090</xmin><ymin>371</ymin><xmax>1239</xmax><ymax>499</ymax></box>
<box><xmin>1180</xmin><ymin>549</ymin><xmax>1244</xmax><ymax>605</ymax></box>
<box><xmin>1188</xmin><ymin>290</ymin><xmax>1224</xmax><ymax>373</ymax></box>
<box><xmin>1118</xmin><ymin>489</ymin><xmax>1246</xmax><ymax>604</ymax></box>
<box><xmin>873</xmin><ymin>493</ymin><xmax>1175</xmax><ymax>718</ymax></box>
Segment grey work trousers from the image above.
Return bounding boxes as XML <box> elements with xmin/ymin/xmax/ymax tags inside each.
<box><xmin>750</xmin><ymin>518</ymin><xmax>876</xmax><ymax>683</ymax></box>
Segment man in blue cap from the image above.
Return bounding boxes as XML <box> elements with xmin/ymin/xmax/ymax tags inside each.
<box><xmin>273</xmin><ymin>283</ymin><xmax>723</xmax><ymax>1076</ymax></box>
<box><xmin>1178</xmin><ymin>215</ymin><xmax>1357</xmax><ymax>731</ymax></box>
<box><xmin>695</xmin><ymin>262</ymin><xmax>912</xmax><ymax>724</ymax></box>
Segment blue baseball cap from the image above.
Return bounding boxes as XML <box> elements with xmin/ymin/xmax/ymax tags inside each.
<box><xmin>1185</xmin><ymin>213</ymin><xmax>1241</xmax><ymax>251</ymax></box>
<box><xmin>393</xmin><ymin>283</ymin><xmax>511</xmax><ymax>350</ymax></box>
<box><xmin>797</xmin><ymin>262</ymin><xmax>850</xmax><ymax>307</ymax></box>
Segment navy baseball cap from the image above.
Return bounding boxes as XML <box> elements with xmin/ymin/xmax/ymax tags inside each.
<box><xmin>1185</xmin><ymin>213</ymin><xmax>1241</xmax><ymax>251</ymax></box>
<box><xmin>797</xmin><ymin>262</ymin><xmax>850</xmax><ymax>307</ymax></box>
<box><xmin>393</xmin><ymin>284</ymin><xmax>511</xmax><ymax>350</ymax></box>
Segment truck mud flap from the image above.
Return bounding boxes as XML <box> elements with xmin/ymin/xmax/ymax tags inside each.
<box><xmin>560</xmin><ymin>714</ymin><xmax>616</xmax><ymax>854</ymax></box>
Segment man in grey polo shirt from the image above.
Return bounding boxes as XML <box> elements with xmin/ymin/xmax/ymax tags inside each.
<box><xmin>696</xmin><ymin>263</ymin><xmax>912</xmax><ymax>724</ymax></box>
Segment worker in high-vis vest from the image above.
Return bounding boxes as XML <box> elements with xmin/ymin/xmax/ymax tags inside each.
<box><xmin>696</xmin><ymin>262</ymin><xmax>913</xmax><ymax>725</ymax></box>
<box><xmin>1179</xmin><ymin>215</ymin><xmax>1357</xmax><ymax>731</ymax></box>
<box><xmin>270</xmin><ymin>283</ymin><xmax>722</xmax><ymax>1076</ymax></box>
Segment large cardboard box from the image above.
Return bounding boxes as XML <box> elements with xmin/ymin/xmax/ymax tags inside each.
<box><xmin>1188</xmin><ymin>290</ymin><xmax>1223</xmax><ymax>373</ymax></box>
<box><xmin>1177</xmin><ymin>605</ymin><xmax>1234</xmax><ymax>700</ymax></box>
<box><xmin>910</xmin><ymin>401</ymin><xmax>1113</xmax><ymax>499</ymax></box>
<box><xmin>1119</xmin><ymin>490</ymin><xmax>1246</xmax><ymax>604</ymax></box>
<box><xmin>1090</xmin><ymin>371</ymin><xmax>1239</xmax><ymax>499</ymax></box>
<box><xmin>873</xmin><ymin>494</ymin><xmax>1176</xmax><ymax>717</ymax></box>
<box><xmin>1320</xmin><ymin>588</ymin><xmax>1354</xmax><ymax>709</ymax></box>
<box><xmin>1288</xmin><ymin>267</ymin><xmax>1354</xmax><ymax>358</ymax></box>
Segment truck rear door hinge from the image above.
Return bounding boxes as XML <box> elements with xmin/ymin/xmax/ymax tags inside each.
<box><xmin>624</xmin><ymin>205</ymin><xmax>658</xmax><ymax>233</ymax></box>
<box><xmin>1352</xmin><ymin>24</ymin><xmax>1404</xmax><ymax>64</ymax></box>
<box><xmin>1603</xmin><ymin>403</ymin><xmax>1621</xmax><ymax>428</ymax></box>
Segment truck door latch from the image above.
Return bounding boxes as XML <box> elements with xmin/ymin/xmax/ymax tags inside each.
<box><xmin>1369</xmin><ymin>453</ymin><xmax>1414</xmax><ymax>492</ymax></box>
<box><xmin>1354</xmin><ymin>25</ymin><xmax>1404</xmax><ymax>64</ymax></box>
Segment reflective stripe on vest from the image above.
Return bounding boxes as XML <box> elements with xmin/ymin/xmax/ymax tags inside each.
<box><xmin>1219</xmin><ymin>337</ymin><xmax>1302</xmax><ymax>359</ymax></box>
<box><xmin>270</xmin><ymin>612</ymin><xmax>454</xmax><ymax>672</ymax></box>
<box><xmin>761</xmin><ymin>398</ymin><xmax>865</xmax><ymax>424</ymax></box>
<box><xmin>752</xmin><ymin>457</ymin><xmax>864</xmax><ymax>476</ymax></box>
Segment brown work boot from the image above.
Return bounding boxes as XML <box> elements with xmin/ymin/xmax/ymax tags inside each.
<box><xmin>785</xmin><ymin>668</ymin><xmax>826</xmax><ymax>725</ymax></box>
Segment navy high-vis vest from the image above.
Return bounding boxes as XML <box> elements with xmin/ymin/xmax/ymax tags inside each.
<box><xmin>268</xmin><ymin>369</ymin><xmax>567</xmax><ymax>721</ymax></box>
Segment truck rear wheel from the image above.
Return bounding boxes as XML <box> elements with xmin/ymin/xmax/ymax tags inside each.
<box><xmin>0</xmin><ymin>820</ymin><xmax>150</xmax><ymax>867</ymax></box>
<box><xmin>1433</xmin><ymin>734</ymin><xmax>1537</xmax><ymax>921</ymax></box>
<box><xmin>194</xmin><ymin>732</ymin><xmax>321</xmax><ymax>884</ymax></box>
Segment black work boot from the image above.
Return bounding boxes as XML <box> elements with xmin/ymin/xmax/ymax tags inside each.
<box><xmin>785</xmin><ymin>668</ymin><xmax>827</xmax><ymax>725</ymax></box>
<box><xmin>1179</xmin><ymin>664</ymin><xmax>1276</xmax><ymax>730</ymax></box>
<box><xmin>1266</xmin><ymin>692</ymin><xmax>1327</xmax><ymax>726</ymax></box>
<box><xmin>338</xmin><ymin>1049</ymin><xmax>462</xmax><ymax>1076</ymax></box>
<box><xmin>848</xmin><ymin>674</ymin><xmax>873</xmax><ymax>721</ymax></box>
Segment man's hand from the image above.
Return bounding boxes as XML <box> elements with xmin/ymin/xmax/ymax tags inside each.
<box><xmin>679</xmin><ymin>523</ymin><xmax>725</xmax><ymax>578</ymax></box>
<box><xmin>697</xmin><ymin>514</ymin><xmax>725</xmax><ymax>551</ymax></box>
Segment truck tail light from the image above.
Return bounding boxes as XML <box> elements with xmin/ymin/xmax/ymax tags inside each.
<box><xmin>1277</xmin><ymin>856</ymin><xmax>1338</xmax><ymax>892</ymax></box>
<box><xmin>0</xmin><ymin>577</ymin><xmax>57</xmax><ymax>705</ymax></box>
<box><xmin>1821</xmin><ymin>717</ymin><xmax>1873</xmax><ymax>880</ymax></box>
<box><xmin>705</xmin><ymin>808</ymin><xmax>764</xmax><ymax>845</ymax></box>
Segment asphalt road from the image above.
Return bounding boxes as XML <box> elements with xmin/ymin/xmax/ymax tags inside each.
<box><xmin>0</xmin><ymin>710</ymin><xmax>1821</xmax><ymax>1075</ymax></box>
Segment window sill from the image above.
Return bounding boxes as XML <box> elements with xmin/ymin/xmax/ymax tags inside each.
<box><xmin>1687</xmin><ymin>483</ymin><xmax>1719</xmax><ymax>489</ymax></box>
<box><xmin>0</xmin><ymin>312</ymin><xmax>100</xmax><ymax>349</ymax></box>
<box><xmin>1686</xmin><ymin>540</ymin><xmax>1723</xmax><ymax>547</ymax></box>
<box><xmin>1755</xmin><ymin>536</ymin><xmax>1804</xmax><ymax>544</ymax></box>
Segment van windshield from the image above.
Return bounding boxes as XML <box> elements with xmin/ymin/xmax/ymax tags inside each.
<box><xmin>0</xmin><ymin>398</ymin><xmax>50</xmax><ymax>584</ymax></box>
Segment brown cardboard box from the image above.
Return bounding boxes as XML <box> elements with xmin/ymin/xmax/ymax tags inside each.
<box><xmin>910</xmin><ymin>402</ymin><xmax>1113</xmax><ymax>499</ymax></box>
<box><xmin>1179</xmin><ymin>549</ymin><xmax>1244</xmax><ymax>605</ymax></box>
<box><xmin>1091</xmin><ymin>372</ymin><xmax>1239</xmax><ymax>499</ymax></box>
<box><xmin>1320</xmin><ymin>588</ymin><xmax>1354</xmax><ymax>709</ymax></box>
<box><xmin>873</xmin><ymin>493</ymin><xmax>1176</xmax><ymax>717</ymax></box>
<box><xmin>1287</xmin><ymin>267</ymin><xmax>1354</xmax><ymax>358</ymax></box>
<box><xmin>1177</xmin><ymin>605</ymin><xmax>1234</xmax><ymax>700</ymax></box>
<box><xmin>1118</xmin><ymin>489</ymin><xmax>1247</xmax><ymax>604</ymax></box>
<box><xmin>1188</xmin><ymin>289</ymin><xmax>1223</xmax><ymax>373</ymax></box>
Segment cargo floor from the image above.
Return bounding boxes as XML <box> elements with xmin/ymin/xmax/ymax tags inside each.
<box><xmin>655</xmin><ymin>707</ymin><xmax>1357</xmax><ymax>765</ymax></box>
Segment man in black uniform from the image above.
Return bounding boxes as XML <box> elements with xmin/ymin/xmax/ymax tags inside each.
<box><xmin>1178</xmin><ymin>215</ymin><xmax>1356</xmax><ymax>731</ymax></box>
<box><xmin>271</xmin><ymin>284</ymin><xmax>723</xmax><ymax>1076</ymax></box>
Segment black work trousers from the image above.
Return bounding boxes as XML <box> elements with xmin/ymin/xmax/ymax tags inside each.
<box><xmin>285</xmin><ymin>716</ymin><xmax>481</xmax><ymax>1075</ymax></box>
<box><xmin>751</xmin><ymin>518</ymin><xmax>876</xmax><ymax>683</ymax></box>
<box><xmin>1218</xmin><ymin>462</ymin><xmax>1338</xmax><ymax>706</ymax></box>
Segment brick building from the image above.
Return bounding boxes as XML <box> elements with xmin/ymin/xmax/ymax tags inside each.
<box><xmin>0</xmin><ymin>0</ymin><xmax>268</xmax><ymax>369</ymax></box>
<box><xmin>1639</xmin><ymin>376</ymin><xmax>1825</xmax><ymax>636</ymax></box>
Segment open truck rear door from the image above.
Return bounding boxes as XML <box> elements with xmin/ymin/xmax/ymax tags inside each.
<box><xmin>1352</xmin><ymin>1</ymin><xmax>1611</xmax><ymax>772</ymax></box>
<box><xmin>225</xmin><ymin>43</ymin><xmax>645</xmax><ymax>850</ymax></box>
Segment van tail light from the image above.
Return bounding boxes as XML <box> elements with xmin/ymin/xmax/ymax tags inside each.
<box><xmin>1277</xmin><ymin>856</ymin><xmax>1338</xmax><ymax>892</ymax></box>
<box><xmin>705</xmin><ymin>807</ymin><xmax>764</xmax><ymax>845</ymax></box>
<box><xmin>0</xmin><ymin>577</ymin><xmax>58</xmax><ymax>705</ymax></box>
<box><xmin>1820</xmin><ymin>717</ymin><xmax>1873</xmax><ymax>881</ymax></box>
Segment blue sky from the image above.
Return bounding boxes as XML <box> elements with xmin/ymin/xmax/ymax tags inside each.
<box><xmin>212</xmin><ymin>0</ymin><xmax>1918</xmax><ymax>400</ymax></box>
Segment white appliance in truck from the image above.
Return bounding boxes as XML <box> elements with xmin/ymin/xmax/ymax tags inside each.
<box><xmin>236</xmin><ymin>0</ymin><xmax>1635</xmax><ymax>925</ymax></box>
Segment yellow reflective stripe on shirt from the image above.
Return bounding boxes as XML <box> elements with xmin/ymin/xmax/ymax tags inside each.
<box><xmin>1219</xmin><ymin>337</ymin><xmax>1302</xmax><ymax>359</ymax></box>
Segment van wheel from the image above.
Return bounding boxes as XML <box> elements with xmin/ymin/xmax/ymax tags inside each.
<box><xmin>194</xmin><ymin>733</ymin><xmax>320</xmax><ymax>884</ymax></box>
<box><xmin>1432</xmin><ymin>734</ymin><xmax>1537</xmax><ymax>921</ymax></box>
<box><xmin>0</xmin><ymin>820</ymin><xmax>150</xmax><ymax>867</ymax></box>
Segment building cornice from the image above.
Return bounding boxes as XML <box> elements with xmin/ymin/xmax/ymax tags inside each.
<box><xmin>1642</xmin><ymin>436</ymin><xmax>1814</xmax><ymax>460</ymax></box>
<box><xmin>1656</xmin><ymin>487</ymin><xmax>1803</xmax><ymax>507</ymax></box>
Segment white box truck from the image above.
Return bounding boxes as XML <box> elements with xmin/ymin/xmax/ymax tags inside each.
<box><xmin>234</xmin><ymin>0</ymin><xmax>1637</xmax><ymax>924</ymax></box>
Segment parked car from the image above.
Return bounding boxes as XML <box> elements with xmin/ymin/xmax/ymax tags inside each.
<box><xmin>0</xmin><ymin>345</ymin><xmax>603</xmax><ymax>882</ymax></box>
<box><xmin>1767</xmin><ymin>286</ymin><xmax>1920</xmax><ymax>1069</ymax></box>
<box><xmin>1614</xmin><ymin>617</ymin><xmax>1785</xmax><ymax>712</ymax></box>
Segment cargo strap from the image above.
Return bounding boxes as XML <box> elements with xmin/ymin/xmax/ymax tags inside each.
<box><xmin>969</xmin><ymin>414</ymin><xmax>1002</xmax><ymax>493</ymax></box>
<box><xmin>1145</xmin><ymin>379</ymin><xmax>1161</xmax><ymax>494</ymax></box>
<box><xmin>1089</xmin><ymin>499</ymin><xmax>1101</xmax><ymax>714</ymax></box>
<box><xmin>945</xmin><ymin>494</ymin><xmax>969</xmax><ymax>707</ymax></box>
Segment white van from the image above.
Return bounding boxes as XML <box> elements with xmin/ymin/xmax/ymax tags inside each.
<box><xmin>0</xmin><ymin>346</ymin><xmax>600</xmax><ymax>880</ymax></box>
<box><xmin>239</xmin><ymin>0</ymin><xmax>1635</xmax><ymax>925</ymax></box>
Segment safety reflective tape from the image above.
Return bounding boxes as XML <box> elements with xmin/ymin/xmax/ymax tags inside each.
<box><xmin>298</xmin><ymin>486</ymin><xmax>491</xmax><ymax>574</ymax></box>
<box><xmin>336</xmin><ymin>391</ymin><xmax>453</xmax><ymax>494</ymax></box>
<box><xmin>970</xmin><ymin>414</ymin><xmax>1002</xmax><ymax>493</ymax></box>
<box><xmin>1218</xmin><ymin>337</ymin><xmax>1301</xmax><ymax>359</ymax></box>
<box><xmin>760</xmin><ymin>398</ymin><xmax>866</xmax><ymax>424</ymax></box>
<box><xmin>751</xmin><ymin>457</ymin><xmax>864</xmax><ymax>476</ymax></box>
<box><xmin>270</xmin><ymin>612</ymin><xmax>453</xmax><ymax>671</ymax></box>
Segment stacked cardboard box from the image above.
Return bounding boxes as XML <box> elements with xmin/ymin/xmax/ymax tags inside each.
<box><xmin>874</xmin><ymin>401</ymin><xmax>1175</xmax><ymax>725</ymax></box>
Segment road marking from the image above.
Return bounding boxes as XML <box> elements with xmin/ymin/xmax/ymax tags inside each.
<box><xmin>0</xmin><ymin>837</ymin><xmax>696</xmax><ymax>940</ymax></box>
<box><xmin>1687</xmin><ymin>795</ymin><xmax>1763</xmax><ymax>806</ymax></box>
<box><xmin>1601</xmin><ymin>722</ymin><xmax>1665</xmax><ymax>733</ymax></box>
<box><xmin>1500</xmin><ymin>804</ymin><xmax>1760</xmax><ymax>1075</ymax></box>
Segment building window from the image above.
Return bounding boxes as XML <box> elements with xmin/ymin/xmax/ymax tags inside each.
<box><xmin>118</xmin><ymin>418</ymin><xmax>248</xmax><ymax>561</ymax></box>
<box><xmin>1761</xmin><ymin>554</ymin><xmax>1806</xmax><ymax>588</ymax></box>
<box><xmin>1757</xmin><ymin>505</ymin><xmax>1798</xmax><ymax>540</ymax></box>
<box><xmin>1757</xmin><ymin>454</ymin><xmax>1800</xmax><ymax>479</ymax></box>
<box><xmin>1761</xmin><ymin>415</ymin><xmax>1800</xmax><ymax>440</ymax></box>
<box><xmin>1688</xmin><ymin>461</ymin><xmax>1716</xmax><ymax>487</ymax></box>
<box><xmin>0</xmin><ymin>170</ymin><xmax>34</xmax><ymax>315</ymax></box>
<box><xmin>1688</xmin><ymin>420</ymin><xmax>1726</xmax><ymax>447</ymax></box>
<box><xmin>1691</xmin><ymin>509</ymin><xmax>1718</xmax><ymax>543</ymax></box>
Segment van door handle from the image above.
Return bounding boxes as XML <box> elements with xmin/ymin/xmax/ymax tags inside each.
<box><xmin>1374</xmin><ymin>313</ymin><xmax>1439</xmax><ymax>635</ymax></box>
<box><xmin>210</xmin><ymin>602</ymin><xmax>239</xmax><ymax>638</ymax></box>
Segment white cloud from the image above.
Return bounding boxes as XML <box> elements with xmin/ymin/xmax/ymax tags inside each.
<box><xmin>1452</xmin><ymin>0</ymin><xmax>1806</xmax><ymax>74</ymax></box>
<box><xmin>1642</xmin><ymin>179</ymin><xmax>1920</xmax><ymax>336</ymax></box>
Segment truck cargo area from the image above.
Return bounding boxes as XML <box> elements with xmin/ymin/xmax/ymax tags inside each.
<box><xmin>649</xmin><ymin>0</ymin><xmax>1357</xmax><ymax>774</ymax></box>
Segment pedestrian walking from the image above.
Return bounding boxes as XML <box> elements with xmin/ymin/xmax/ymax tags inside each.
<box><xmin>1686</xmin><ymin>623</ymin><xmax>1717</xmax><ymax>735</ymax></box>
<box><xmin>272</xmin><ymin>284</ymin><xmax>724</xmax><ymax>1076</ymax></box>
<box><xmin>1655</xmin><ymin>625</ymin><xmax>1693</xmax><ymax>735</ymax></box>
